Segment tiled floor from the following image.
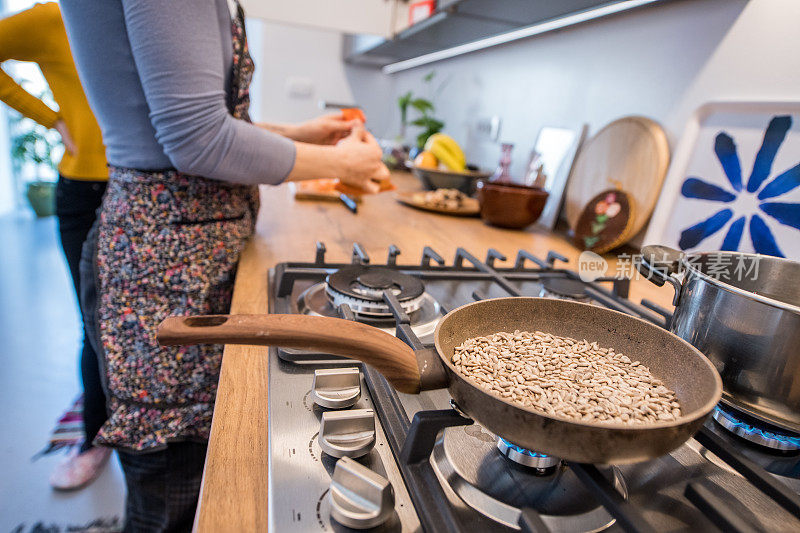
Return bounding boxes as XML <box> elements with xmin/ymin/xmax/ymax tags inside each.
<box><xmin>0</xmin><ymin>212</ymin><xmax>125</xmax><ymax>532</ymax></box>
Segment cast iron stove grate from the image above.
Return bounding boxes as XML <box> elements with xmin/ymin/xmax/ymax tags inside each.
<box><xmin>271</xmin><ymin>242</ymin><xmax>800</xmax><ymax>533</ymax></box>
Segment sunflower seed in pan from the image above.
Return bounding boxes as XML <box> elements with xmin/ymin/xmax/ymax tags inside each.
<box><xmin>452</xmin><ymin>331</ymin><xmax>681</xmax><ymax>425</ymax></box>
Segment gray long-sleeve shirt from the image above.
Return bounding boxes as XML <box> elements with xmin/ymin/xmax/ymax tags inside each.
<box><xmin>60</xmin><ymin>0</ymin><xmax>296</xmax><ymax>184</ymax></box>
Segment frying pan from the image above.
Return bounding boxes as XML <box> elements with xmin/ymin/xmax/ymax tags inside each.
<box><xmin>158</xmin><ymin>297</ymin><xmax>722</xmax><ymax>464</ymax></box>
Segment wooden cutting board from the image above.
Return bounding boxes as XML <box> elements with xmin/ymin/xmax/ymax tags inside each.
<box><xmin>293</xmin><ymin>180</ymin><xmax>361</xmax><ymax>202</ymax></box>
<box><xmin>573</xmin><ymin>189</ymin><xmax>636</xmax><ymax>253</ymax></box>
<box><xmin>564</xmin><ymin>116</ymin><xmax>670</xmax><ymax>236</ymax></box>
<box><xmin>293</xmin><ymin>178</ymin><xmax>395</xmax><ymax>202</ymax></box>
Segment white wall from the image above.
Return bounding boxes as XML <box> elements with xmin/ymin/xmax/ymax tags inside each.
<box><xmin>248</xmin><ymin>19</ymin><xmax>357</xmax><ymax>124</ymax></box>
<box><xmin>341</xmin><ymin>0</ymin><xmax>800</xmax><ymax>240</ymax></box>
<box><xmin>668</xmin><ymin>0</ymin><xmax>800</xmax><ymax>121</ymax></box>
<box><xmin>248</xmin><ymin>0</ymin><xmax>800</xmax><ymax>216</ymax></box>
<box><xmin>350</xmin><ymin>0</ymin><xmax>776</xmax><ymax>173</ymax></box>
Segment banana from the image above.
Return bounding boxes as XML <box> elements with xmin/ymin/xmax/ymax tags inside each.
<box><xmin>425</xmin><ymin>133</ymin><xmax>466</xmax><ymax>172</ymax></box>
<box><xmin>425</xmin><ymin>133</ymin><xmax>464</xmax><ymax>164</ymax></box>
<box><xmin>426</xmin><ymin>133</ymin><xmax>466</xmax><ymax>169</ymax></box>
<box><xmin>428</xmin><ymin>143</ymin><xmax>464</xmax><ymax>172</ymax></box>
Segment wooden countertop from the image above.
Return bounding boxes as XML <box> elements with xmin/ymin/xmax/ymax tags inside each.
<box><xmin>194</xmin><ymin>172</ymin><xmax>675</xmax><ymax>531</ymax></box>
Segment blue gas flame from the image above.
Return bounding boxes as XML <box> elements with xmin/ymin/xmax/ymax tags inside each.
<box><xmin>715</xmin><ymin>407</ymin><xmax>800</xmax><ymax>448</ymax></box>
<box><xmin>499</xmin><ymin>437</ymin><xmax>550</xmax><ymax>458</ymax></box>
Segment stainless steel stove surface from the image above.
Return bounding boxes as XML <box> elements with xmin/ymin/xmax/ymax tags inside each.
<box><xmin>266</xmin><ymin>243</ymin><xmax>800</xmax><ymax>532</ymax></box>
<box><xmin>268</xmin><ymin>361</ymin><xmax>420</xmax><ymax>532</ymax></box>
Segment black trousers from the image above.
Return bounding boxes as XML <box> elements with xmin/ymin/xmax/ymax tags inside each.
<box><xmin>55</xmin><ymin>175</ymin><xmax>108</xmax><ymax>448</ymax></box>
<box><xmin>118</xmin><ymin>442</ymin><xmax>208</xmax><ymax>533</ymax></box>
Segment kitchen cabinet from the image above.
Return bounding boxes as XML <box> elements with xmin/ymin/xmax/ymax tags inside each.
<box><xmin>344</xmin><ymin>0</ymin><xmax>674</xmax><ymax>70</ymax></box>
<box><xmin>241</xmin><ymin>1</ymin><xmax>674</xmax><ymax>70</ymax></box>
<box><xmin>240</xmin><ymin>0</ymin><xmax>408</xmax><ymax>39</ymax></box>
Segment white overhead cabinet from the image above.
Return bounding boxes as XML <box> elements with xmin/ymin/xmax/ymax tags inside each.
<box><xmin>239</xmin><ymin>0</ymin><xmax>409</xmax><ymax>38</ymax></box>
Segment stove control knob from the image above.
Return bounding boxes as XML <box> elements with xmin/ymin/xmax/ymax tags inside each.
<box><xmin>319</xmin><ymin>408</ymin><xmax>375</xmax><ymax>459</ymax></box>
<box><xmin>311</xmin><ymin>367</ymin><xmax>361</xmax><ymax>409</ymax></box>
<box><xmin>329</xmin><ymin>456</ymin><xmax>395</xmax><ymax>529</ymax></box>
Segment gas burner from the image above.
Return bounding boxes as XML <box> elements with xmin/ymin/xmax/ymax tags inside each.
<box><xmin>712</xmin><ymin>405</ymin><xmax>800</xmax><ymax>452</ymax></box>
<box><xmin>268</xmin><ymin>243</ymin><xmax>800</xmax><ymax>533</ymax></box>
<box><xmin>539</xmin><ymin>277</ymin><xmax>590</xmax><ymax>302</ymax></box>
<box><xmin>298</xmin><ymin>282</ymin><xmax>441</xmax><ymax>341</ymax></box>
<box><xmin>432</xmin><ymin>426</ymin><xmax>626</xmax><ymax>532</ymax></box>
<box><xmin>326</xmin><ymin>265</ymin><xmax>425</xmax><ymax>317</ymax></box>
<box><xmin>497</xmin><ymin>438</ymin><xmax>560</xmax><ymax>472</ymax></box>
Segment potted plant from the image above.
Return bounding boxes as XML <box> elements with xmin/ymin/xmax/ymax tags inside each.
<box><xmin>9</xmin><ymin>97</ymin><xmax>62</xmax><ymax>217</ymax></box>
<box><xmin>399</xmin><ymin>71</ymin><xmax>446</xmax><ymax>155</ymax></box>
<box><xmin>382</xmin><ymin>71</ymin><xmax>446</xmax><ymax>170</ymax></box>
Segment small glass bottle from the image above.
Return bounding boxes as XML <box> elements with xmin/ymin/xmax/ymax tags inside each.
<box><xmin>523</xmin><ymin>148</ymin><xmax>547</xmax><ymax>188</ymax></box>
<box><xmin>490</xmin><ymin>143</ymin><xmax>514</xmax><ymax>183</ymax></box>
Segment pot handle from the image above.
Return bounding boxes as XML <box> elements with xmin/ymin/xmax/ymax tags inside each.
<box><xmin>158</xmin><ymin>314</ymin><xmax>423</xmax><ymax>393</ymax></box>
<box><xmin>636</xmin><ymin>245</ymin><xmax>683</xmax><ymax>305</ymax></box>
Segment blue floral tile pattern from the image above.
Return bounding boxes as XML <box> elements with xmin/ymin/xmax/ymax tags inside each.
<box><xmin>678</xmin><ymin>115</ymin><xmax>800</xmax><ymax>257</ymax></box>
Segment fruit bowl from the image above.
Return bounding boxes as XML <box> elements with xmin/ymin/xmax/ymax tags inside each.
<box><xmin>410</xmin><ymin>133</ymin><xmax>490</xmax><ymax>194</ymax></box>
<box><xmin>409</xmin><ymin>164</ymin><xmax>492</xmax><ymax>195</ymax></box>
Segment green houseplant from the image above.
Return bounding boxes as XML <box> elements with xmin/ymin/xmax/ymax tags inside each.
<box><xmin>398</xmin><ymin>71</ymin><xmax>445</xmax><ymax>151</ymax></box>
<box><xmin>9</xmin><ymin>85</ymin><xmax>62</xmax><ymax>217</ymax></box>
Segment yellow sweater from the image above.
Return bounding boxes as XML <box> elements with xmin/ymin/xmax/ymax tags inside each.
<box><xmin>0</xmin><ymin>2</ymin><xmax>107</xmax><ymax>180</ymax></box>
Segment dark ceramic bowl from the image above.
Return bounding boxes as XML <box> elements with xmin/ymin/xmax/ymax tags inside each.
<box><xmin>477</xmin><ymin>181</ymin><xmax>549</xmax><ymax>229</ymax></box>
<box><xmin>409</xmin><ymin>165</ymin><xmax>492</xmax><ymax>195</ymax></box>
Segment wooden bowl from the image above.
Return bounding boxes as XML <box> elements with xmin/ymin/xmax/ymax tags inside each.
<box><xmin>477</xmin><ymin>181</ymin><xmax>549</xmax><ymax>229</ymax></box>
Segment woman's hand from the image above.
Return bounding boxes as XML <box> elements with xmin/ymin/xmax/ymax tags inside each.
<box><xmin>333</xmin><ymin>125</ymin><xmax>389</xmax><ymax>193</ymax></box>
<box><xmin>287</xmin><ymin>113</ymin><xmax>360</xmax><ymax>145</ymax></box>
<box><xmin>286</xmin><ymin>125</ymin><xmax>389</xmax><ymax>192</ymax></box>
<box><xmin>257</xmin><ymin>114</ymin><xmax>357</xmax><ymax>144</ymax></box>
<box><xmin>54</xmin><ymin>119</ymin><xmax>77</xmax><ymax>155</ymax></box>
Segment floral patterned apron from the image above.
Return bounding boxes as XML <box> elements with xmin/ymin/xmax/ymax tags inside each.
<box><xmin>93</xmin><ymin>2</ymin><xmax>258</xmax><ymax>451</ymax></box>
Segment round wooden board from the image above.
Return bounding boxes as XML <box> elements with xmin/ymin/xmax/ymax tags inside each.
<box><xmin>573</xmin><ymin>190</ymin><xmax>636</xmax><ymax>253</ymax></box>
<box><xmin>395</xmin><ymin>191</ymin><xmax>480</xmax><ymax>217</ymax></box>
<box><xmin>564</xmin><ymin>116</ymin><xmax>669</xmax><ymax>235</ymax></box>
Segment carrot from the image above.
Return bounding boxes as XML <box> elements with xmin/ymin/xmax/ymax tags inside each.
<box><xmin>335</xmin><ymin>178</ymin><xmax>394</xmax><ymax>196</ymax></box>
<box><xmin>342</xmin><ymin>108</ymin><xmax>366</xmax><ymax>123</ymax></box>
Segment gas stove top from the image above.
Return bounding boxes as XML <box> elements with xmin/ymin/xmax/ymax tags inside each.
<box><xmin>266</xmin><ymin>243</ymin><xmax>800</xmax><ymax>532</ymax></box>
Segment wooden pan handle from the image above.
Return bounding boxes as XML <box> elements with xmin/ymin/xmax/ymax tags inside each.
<box><xmin>158</xmin><ymin>314</ymin><xmax>422</xmax><ymax>393</ymax></box>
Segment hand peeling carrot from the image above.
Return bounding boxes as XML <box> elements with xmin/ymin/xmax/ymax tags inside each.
<box><xmin>342</xmin><ymin>108</ymin><xmax>366</xmax><ymax>123</ymax></box>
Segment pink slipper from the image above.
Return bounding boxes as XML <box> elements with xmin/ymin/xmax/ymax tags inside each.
<box><xmin>50</xmin><ymin>445</ymin><xmax>112</xmax><ymax>490</ymax></box>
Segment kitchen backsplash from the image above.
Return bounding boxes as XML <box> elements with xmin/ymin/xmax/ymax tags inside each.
<box><xmin>348</xmin><ymin>0</ymin><xmax>798</xmax><ymax>185</ymax></box>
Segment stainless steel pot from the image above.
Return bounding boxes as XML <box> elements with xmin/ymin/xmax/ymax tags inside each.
<box><xmin>639</xmin><ymin>245</ymin><xmax>800</xmax><ymax>433</ymax></box>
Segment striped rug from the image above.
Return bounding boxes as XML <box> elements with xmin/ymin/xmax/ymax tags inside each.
<box><xmin>33</xmin><ymin>395</ymin><xmax>83</xmax><ymax>459</ymax></box>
